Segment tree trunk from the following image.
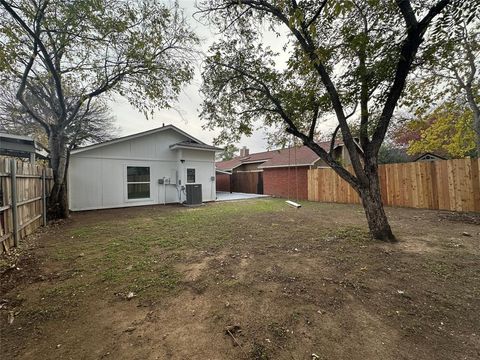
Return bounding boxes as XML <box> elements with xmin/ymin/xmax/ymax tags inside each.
<box><xmin>304</xmin><ymin>138</ymin><xmax>396</xmax><ymax>241</ymax></box>
<box><xmin>359</xmin><ymin>186</ymin><xmax>395</xmax><ymax>242</ymax></box>
<box><xmin>471</xmin><ymin>105</ymin><xmax>480</xmax><ymax>157</ymax></box>
<box><xmin>358</xmin><ymin>162</ymin><xmax>396</xmax><ymax>242</ymax></box>
<box><xmin>48</xmin><ymin>181</ymin><xmax>68</xmax><ymax>219</ymax></box>
<box><xmin>474</xmin><ymin>113</ymin><xmax>480</xmax><ymax>157</ymax></box>
<box><xmin>48</xmin><ymin>131</ymin><xmax>69</xmax><ymax>219</ymax></box>
<box><xmin>464</xmin><ymin>84</ymin><xmax>480</xmax><ymax>157</ymax></box>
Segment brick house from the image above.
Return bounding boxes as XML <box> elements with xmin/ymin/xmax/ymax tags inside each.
<box><xmin>216</xmin><ymin>141</ymin><xmax>361</xmax><ymax>200</ymax></box>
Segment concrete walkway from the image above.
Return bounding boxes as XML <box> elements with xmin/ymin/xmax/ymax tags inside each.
<box><xmin>216</xmin><ymin>191</ymin><xmax>270</xmax><ymax>202</ymax></box>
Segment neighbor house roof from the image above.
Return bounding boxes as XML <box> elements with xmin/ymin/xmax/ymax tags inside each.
<box><xmin>259</xmin><ymin>141</ymin><xmax>348</xmax><ymax>168</ymax></box>
<box><xmin>216</xmin><ymin>140</ymin><xmax>346</xmax><ymax>171</ymax></box>
<box><xmin>71</xmin><ymin>124</ymin><xmax>212</xmax><ymax>154</ymax></box>
<box><xmin>215</xmin><ymin>149</ymin><xmax>281</xmax><ymax>171</ymax></box>
<box><xmin>259</xmin><ymin>145</ymin><xmax>327</xmax><ymax>168</ymax></box>
<box><xmin>413</xmin><ymin>152</ymin><xmax>448</xmax><ymax>162</ymax></box>
<box><xmin>0</xmin><ymin>132</ymin><xmax>49</xmax><ymax>159</ymax></box>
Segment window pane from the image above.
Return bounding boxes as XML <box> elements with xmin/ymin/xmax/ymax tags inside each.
<box><xmin>128</xmin><ymin>183</ymin><xmax>150</xmax><ymax>199</ymax></box>
<box><xmin>187</xmin><ymin>168</ymin><xmax>195</xmax><ymax>183</ymax></box>
<box><xmin>127</xmin><ymin>166</ymin><xmax>150</xmax><ymax>182</ymax></box>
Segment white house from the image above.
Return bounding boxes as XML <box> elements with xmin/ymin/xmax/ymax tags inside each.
<box><xmin>68</xmin><ymin>125</ymin><xmax>221</xmax><ymax>211</ymax></box>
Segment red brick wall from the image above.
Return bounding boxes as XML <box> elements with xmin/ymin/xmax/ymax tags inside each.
<box><xmin>216</xmin><ymin>173</ymin><xmax>231</xmax><ymax>192</ymax></box>
<box><xmin>263</xmin><ymin>166</ymin><xmax>309</xmax><ymax>200</ymax></box>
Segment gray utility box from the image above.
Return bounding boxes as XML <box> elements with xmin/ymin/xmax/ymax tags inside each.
<box><xmin>185</xmin><ymin>184</ymin><xmax>202</xmax><ymax>205</ymax></box>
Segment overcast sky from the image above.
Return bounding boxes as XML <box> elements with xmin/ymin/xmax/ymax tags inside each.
<box><xmin>108</xmin><ymin>1</ymin><xmax>336</xmax><ymax>153</ymax></box>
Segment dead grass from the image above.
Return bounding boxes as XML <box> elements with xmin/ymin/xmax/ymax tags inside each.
<box><xmin>1</xmin><ymin>199</ymin><xmax>479</xmax><ymax>360</ymax></box>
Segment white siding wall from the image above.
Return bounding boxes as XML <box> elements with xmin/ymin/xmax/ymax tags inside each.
<box><xmin>68</xmin><ymin>129</ymin><xmax>216</xmax><ymax>211</ymax></box>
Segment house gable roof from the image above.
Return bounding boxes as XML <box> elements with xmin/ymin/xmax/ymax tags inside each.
<box><xmin>71</xmin><ymin>124</ymin><xmax>208</xmax><ymax>155</ymax></box>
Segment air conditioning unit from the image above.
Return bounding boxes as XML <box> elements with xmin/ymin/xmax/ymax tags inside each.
<box><xmin>185</xmin><ymin>184</ymin><xmax>202</xmax><ymax>205</ymax></box>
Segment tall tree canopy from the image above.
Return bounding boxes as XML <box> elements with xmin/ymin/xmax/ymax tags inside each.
<box><xmin>217</xmin><ymin>144</ymin><xmax>239</xmax><ymax>161</ymax></box>
<box><xmin>0</xmin><ymin>83</ymin><xmax>119</xmax><ymax>154</ymax></box>
<box><xmin>403</xmin><ymin>7</ymin><xmax>479</xmax><ymax>154</ymax></box>
<box><xmin>0</xmin><ymin>0</ymin><xmax>199</xmax><ymax>218</ymax></box>
<box><xmin>392</xmin><ymin>101</ymin><xmax>477</xmax><ymax>158</ymax></box>
<box><xmin>198</xmin><ymin>0</ymin><xmax>463</xmax><ymax>241</ymax></box>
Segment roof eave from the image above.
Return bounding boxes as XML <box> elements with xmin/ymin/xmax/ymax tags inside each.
<box><xmin>259</xmin><ymin>163</ymin><xmax>313</xmax><ymax>169</ymax></box>
<box><xmin>169</xmin><ymin>144</ymin><xmax>222</xmax><ymax>152</ymax></box>
<box><xmin>0</xmin><ymin>133</ymin><xmax>36</xmax><ymax>142</ymax></box>
<box><xmin>240</xmin><ymin>159</ymin><xmax>269</xmax><ymax>164</ymax></box>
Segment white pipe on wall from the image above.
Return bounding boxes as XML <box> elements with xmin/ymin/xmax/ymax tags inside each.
<box><xmin>163</xmin><ymin>177</ymin><xmax>166</xmax><ymax>205</ymax></box>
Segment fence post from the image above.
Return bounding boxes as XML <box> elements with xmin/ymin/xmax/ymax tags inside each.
<box><xmin>42</xmin><ymin>168</ymin><xmax>47</xmax><ymax>226</ymax></box>
<box><xmin>10</xmin><ymin>158</ymin><xmax>18</xmax><ymax>246</ymax></box>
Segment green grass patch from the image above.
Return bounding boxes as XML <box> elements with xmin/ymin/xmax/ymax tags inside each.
<box><xmin>48</xmin><ymin>200</ymin><xmax>373</xmax><ymax>302</ymax></box>
<box><xmin>331</xmin><ymin>226</ymin><xmax>371</xmax><ymax>243</ymax></box>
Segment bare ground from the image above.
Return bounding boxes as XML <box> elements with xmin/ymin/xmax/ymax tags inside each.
<box><xmin>0</xmin><ymin>199</ymin><xmax>479</xmax><ymax>360</ymax></box>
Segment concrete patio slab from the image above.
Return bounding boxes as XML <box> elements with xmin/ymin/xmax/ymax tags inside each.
<box><xmin>216</xmin><ymin>191</ymin><xmax>270</xmax><ymax>201</ymax></box>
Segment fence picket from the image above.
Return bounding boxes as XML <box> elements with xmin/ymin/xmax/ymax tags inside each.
<box><xmin>0</xmin><ymin>158</ymin><xmax>53</xmax><ymax>253</ymax></box>
<box><xmin>307</xmin><ymin>158</ymin><xmax>479</xmax><ymax>212</ymax></box>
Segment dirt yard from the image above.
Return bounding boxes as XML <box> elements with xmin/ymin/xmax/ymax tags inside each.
<box><xmin>1</xmin><ymin>199</ymin><xmax>479</xmax><ymax>360</ymax></box>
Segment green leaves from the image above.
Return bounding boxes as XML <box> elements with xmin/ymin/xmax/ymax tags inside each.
<box><xmin>1</xmin><ymin>0</ymin><xmax>199</xmax><ymax>119</ymax></box>
<box><xmin>288</xmin><ymin>7</ymin><xmax>305</xmax><ymax>29</ymax></box>
<box><xmin>406</xmin><ymin>101</ymin><xmax>477</xmax><ymax>158</ymax></box>
<box><xmin>201</xmin><ymin>33</ymin><xmax>326</xmax><ymax>145</ymax></box>
<box><xmin>403</xmin><ymin>6</ymin><xmax>479</xmax><ymax>155</ymax></box>
<box><xmin>199</xmin><ymin>0</ymin><xmax>413</xmax><ymax>146</ymax></box>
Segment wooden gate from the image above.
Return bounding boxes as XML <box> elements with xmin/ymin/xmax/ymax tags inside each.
<box><xmin>216</xmin><ymin>173</ymin><xmax>231</xmax><ymax>192</ymax></box>
<box><xmin>231</xmin><ymin>171</ymin><xmax>264</xmax><ymax>194</ymax></box>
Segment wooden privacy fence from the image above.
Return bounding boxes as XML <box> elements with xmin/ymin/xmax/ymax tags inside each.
<box><xmin>0</xmin><ymin>158</ymin><xmax>53</xmax><ymax>254</ymax></box>
<box><xmin>216</xmin><ymin>173</ymin><xmax>231</xmax><ymax>192</ymax></box>
<box><xmin>231</xmin><ymin>171</ymin><xmax>264</xmax><ymax>194</ymax></box>
<box><xmin>308</xmin><ymin>158</ymin><xmax>480</xmax><ymax>212</ymax></box>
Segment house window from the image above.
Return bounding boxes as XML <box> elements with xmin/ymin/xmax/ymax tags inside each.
<box><xmin>187</xmin><ymin>168</ymin><xmax>196</xmax><ymax>183</ymax></box>
<box><xmin>127</xmin><ymin>166</ymin><xmax>150</xmax><ymax>199</ymax></box>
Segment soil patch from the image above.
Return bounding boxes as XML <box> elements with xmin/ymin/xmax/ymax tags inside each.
<box><xmin>1</xmin><ymin>199</ymin><xmax>479</xmax><ymax>359</ymax></box>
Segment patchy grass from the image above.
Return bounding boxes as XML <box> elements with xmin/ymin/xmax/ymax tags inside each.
<box><xmin>1</xmin><ymin>199</ymin><xmax>479</xmax><ymax>360</ymax></box>
<box><xmin>48</xmin><ymin>200</ymin><xmax>290</xmax><ymax>301</ymax></box>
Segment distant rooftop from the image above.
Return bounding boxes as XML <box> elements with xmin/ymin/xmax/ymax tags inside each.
<box><xmin>0</xmin><ymin>133</ymin><xmax>48</xmax><ymax>159</ymax></box>
<box><xmin>216</xmin><ymin>140</ymin><xmax>344</xmax><ymax>171</ymax></box>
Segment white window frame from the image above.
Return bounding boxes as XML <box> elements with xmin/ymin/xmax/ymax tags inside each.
<box><xmin>186</xmin><ymin>167</ymin><xmax>197</xmax><ymax>184</ymax></box>
<box><xmin>125</xmin><ymin>165</ymin><xmax>152</xmax><ymax>202</ymax></box>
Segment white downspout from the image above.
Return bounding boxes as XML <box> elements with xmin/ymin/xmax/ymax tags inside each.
<box><xmin>211</xmin><ymin>160</ymin><xmax>215</xmax><ymax>201</ymax></box>
<box><xmin>163</xmin><ymin>177</ymin><xmax>166</xmax><ymax>205</ymax></box>
<box><xmin>177</xmin><ymin>149</ymin><xmax>184</xmax><ymax>203</ymax></box>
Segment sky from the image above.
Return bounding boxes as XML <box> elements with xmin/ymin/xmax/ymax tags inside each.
<box><xmin>107</xmin><ymin>0</ymin><xmax>266</xmax><ymax>153</ymax></box>
<box><xmin>108</xmin><ymin>0</ymin><xmax>336</xmax><ymax>154</ymax></box>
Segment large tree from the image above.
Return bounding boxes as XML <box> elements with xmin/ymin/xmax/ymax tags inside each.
<box><xmin>0</xmin><ymin>0</ymin><xmax>198</xmax><ymax>218</ymax></box>
<box><xmin>0</xmin><ymin>83</ymin><xmax>119</xmax><ymax>154</ymax></box>
<box><xmin>198</xmin><ymin>0</ymin><xmax>462</xmax><ymax>241</ymax></box>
